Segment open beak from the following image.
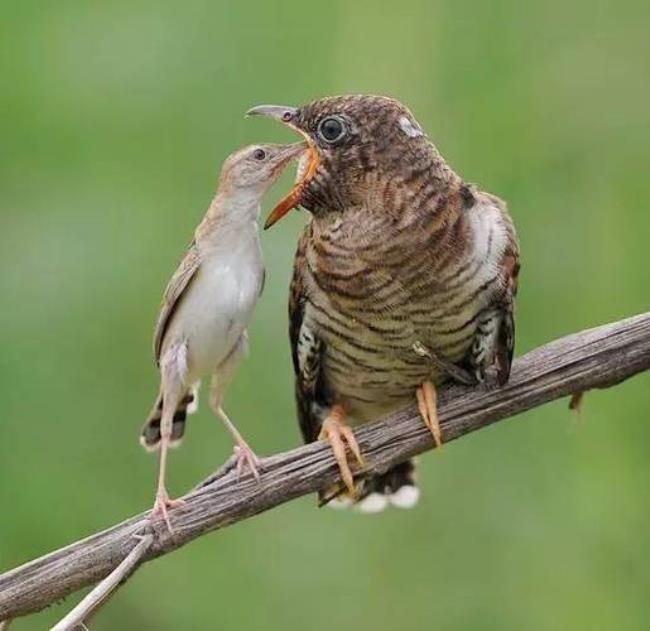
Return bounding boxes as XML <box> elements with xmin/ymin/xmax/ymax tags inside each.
<box><xmin>247</xmin><ymin>104</ymin><xmax>321</xmax><ymax>230</ymax></box>
<box><xmin>269</xmin><ymin>141</ymin><xmax>308</xmax><ymax>171</ymax></box>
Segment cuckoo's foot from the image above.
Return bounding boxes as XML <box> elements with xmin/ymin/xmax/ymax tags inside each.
<box><xmin>318</xmin><ymin>405</ymin><xmax>364</xmax><ymax>497</ymax></box>
<box><xmin>150</xmin><ymin>487</ymin><xmax>185</xmax><ymax>532</ymax></box>
<box><xmin>416</xmin><ymin>381</ymin><xmax>442</xmax><ymax>449</ymax></box>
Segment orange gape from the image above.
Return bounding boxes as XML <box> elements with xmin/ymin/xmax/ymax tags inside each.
<box><xmin>264</xmin><ymin>145</ymin><xmax>320</xmax><ymax>229</ymax></box>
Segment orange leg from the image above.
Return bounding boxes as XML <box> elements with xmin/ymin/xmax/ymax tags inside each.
<box><xmin>318</xmin><ymin>405</ymin><xmax>365</xmax><ymax>497</ymax></box>
<box><xmin>416</xmin><ymin>381</ymin><xmax>442</xmax><ymax>449</ymax></box>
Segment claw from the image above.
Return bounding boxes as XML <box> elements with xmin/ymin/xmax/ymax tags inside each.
<box><xmin>416</xmin><ymin>381</ymin><xmax>443</xmax><ymax>448</ymax></box>
<box><xmin>318</xmin><ymin>405</ymin><xmax>364</xmax><ymax>497</ymax></box>
<box><xmin>233</xmin><ymin>443</ymin><xmax>262</xmax><ymax>482</ymax></box>
<box><xmin>150</xmin><ymin>488</ymin><xmax>185</xmax><ymax>532</ymax></box>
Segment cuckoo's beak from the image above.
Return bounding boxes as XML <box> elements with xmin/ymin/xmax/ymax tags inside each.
<box><xmin>246</xmin><ymin>104</ymin><xmax>299</xmax><ymax>124</ymax></box>
<box><xmin>246</xmin><ymin>104</ymin><xmax>321</xmax><ymax>230</ymax></box>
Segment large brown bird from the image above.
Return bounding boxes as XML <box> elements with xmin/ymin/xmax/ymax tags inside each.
<box><xmin>248</xmin><ymin>96</ymin><xmax>520</xmax><ymax>511</ymax></box>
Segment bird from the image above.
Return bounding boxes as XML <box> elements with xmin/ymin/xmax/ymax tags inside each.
<box><xmin>247</xmin><ymin>95</ymin><xmax>520</xmax><ymax>512</ymax></box>
<box><xmin>141</xmin><ymin>141</ymin><xmax>305</xmax><ymax>529</ymax></box>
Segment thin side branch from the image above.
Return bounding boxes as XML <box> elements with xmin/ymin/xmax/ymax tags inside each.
<box><xmin>0</xmin><ymin>312</ymin><xmax>649</xmax><ymax>622</ymax></box>
<box><xmin>51</xmin><ymin>534</ymin><xmax>153</xmax><ymax>631</ymax></box>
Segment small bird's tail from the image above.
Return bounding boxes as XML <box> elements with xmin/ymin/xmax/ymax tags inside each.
<box><xmin>320</xmin><ymin>459</ymin><xmax>420</xmax><ymax>513</ymax></box>
<box><xmin>140</xmin><ymin>383</ymin><xmax>200</xmax><ymax>452</ymax></box>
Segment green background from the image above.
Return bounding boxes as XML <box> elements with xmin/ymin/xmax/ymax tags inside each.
<box><xmin>1</xmin><ymin>1</ymin><xmax>649</xmax><ymax>629</ymax></box>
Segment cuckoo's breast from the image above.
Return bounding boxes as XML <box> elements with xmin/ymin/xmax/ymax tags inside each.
<box><xmin>304</xmin><ymin>197</ymin><xmax>508</xmax><ymax>423</ymax></box>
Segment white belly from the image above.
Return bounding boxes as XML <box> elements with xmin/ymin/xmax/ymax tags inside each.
<box><xmin>165</xmin><ymin>243</ymin><xmax>263</xmax><ymax>381</ymax></box>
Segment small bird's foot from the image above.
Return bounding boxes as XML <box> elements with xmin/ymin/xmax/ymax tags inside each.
<box><xmin>318</xmin><ymin>405</ymin><xmax>364</xmax><ymax>497</ymax></box>
<box><xmin>416</xmin><ymin>381</ymin><xmax>443</xmax><ymax>448</ymax></box>
<box><xmin>150</xmin><ymin>488</ymin><xmax>185</xmax><ymax>532</ymax></box>
<box><xmin>232</xmin><ymin>441</ymin><xmax>262</xmax><ymax>482</ymax></box>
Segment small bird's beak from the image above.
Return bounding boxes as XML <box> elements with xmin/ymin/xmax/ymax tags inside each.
<box><xmin>269</xmin><ymin>141</ymin><xmax>308</xmax><ymax>168</ymax></box>
<box><xmin>247</xmin><ymin>104</ymin><xmax>321</xmax><ymax>230</ymax></box>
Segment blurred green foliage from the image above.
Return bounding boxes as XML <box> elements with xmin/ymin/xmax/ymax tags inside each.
<box><xmin>1</xmin><ymin>1</ymin><xmax>649</xmax><ymax>629</ymax></box>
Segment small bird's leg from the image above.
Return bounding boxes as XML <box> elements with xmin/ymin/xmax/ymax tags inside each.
<box><xmin>150</xmin><ymin>345</ymin><xmax>187</xmax><ymax>531</ymax></box>
<box><xmin>318</xmin><ymin>405</ymin><xmax>364</xmax><ymax>497</ymax></box>
<box><xmin>216</xmin><ymin>406</ymin><xmax>261</xmax><ymax>481</ymax></box>
<box><xmin>416</xmin><ymin>381</ymin><xmax>442</xmax><ymax>448</ymax></box>
<box><xmin>150</xmin><ymin>434</ymin><xmax>184</xmax><ymax>532</ymax></box>
<box><xmin>209</xmin><ymin>343</ymin><xmax>261</xmax><ymax>482</ymax></box>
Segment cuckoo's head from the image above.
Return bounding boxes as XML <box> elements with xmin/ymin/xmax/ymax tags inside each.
<box><xmin>247</xmin><ymin>95</ymin><xmax>437</xmax><ymax>228</ymax></box>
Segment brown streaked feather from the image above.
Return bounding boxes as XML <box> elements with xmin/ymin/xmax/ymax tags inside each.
<box><xmin>495</xmin><ymin>248</ymin><xmax>520</xmax><ymax>385</ymax></box>
<box><xmin>153</xmin><ymin>240</ymin><xmax>201</xmax><ymax>364</ymax></box>
<box><xmin>289</xmin><ymin>226</ymin><xmax>326</xmax><ymax>443</ymax></box>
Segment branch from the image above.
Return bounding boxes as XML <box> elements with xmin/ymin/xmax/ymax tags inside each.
<box><xmin>50</xmin><ymin>534</ymin><xmax>153</xmax><ymax>631</ymax></box>
<box><xmin>1</xmin><ymin>312</ymin><xmax>649</xmax><ymax>622</ymax></box>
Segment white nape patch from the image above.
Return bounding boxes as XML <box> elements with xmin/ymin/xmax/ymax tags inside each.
<box><xmin>355</xmin><ymin>492</ymin><xmax>389</xmax><ymax>514</ymax></box>
<box><xmin>187</xmin><ymin>381</ymin><xmax>200</xmax><ymax>414</ymax></box>
<box><xmin>398</xmin><ymin>116</ymin><xmax>423</xmax><ymax>138</ymax></box>
<box><xmin>389</xmin><ymin>485</ymin><xmax>420</xmax><ymax>509</ymax></box>
<box><xmin>328</xmin><ymin>496</ymin><xmax>354</xmax><ymax>510</ymax></box>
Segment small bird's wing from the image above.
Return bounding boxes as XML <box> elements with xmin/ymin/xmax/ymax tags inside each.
<box><xmin>153</xmin><ymin>240</ymin><xmax>201</xmax><ymax>364</ymax></box>
<box><xmin>289</xmin><ymin>226</ymin><xmax>326</xmax><ymax>442</ymax></box>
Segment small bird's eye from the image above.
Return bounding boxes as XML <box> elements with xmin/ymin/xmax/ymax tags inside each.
<box><xmin>252</xmin><ymin>148</ymin><xmax>267</xmax><ymax>161</ymax></box>
<box><xmin>318</xmin><ymin>116</ymin><xmax>346</xmax><ymax>144</ymax></box>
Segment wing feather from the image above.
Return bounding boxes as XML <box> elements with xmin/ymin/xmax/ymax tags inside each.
<box><xmin>153</xmin><ymin>240</ymin><xmax>201</xmax><ymax>364</ymax></box>
<box><xmin>289</xmin><ymin>226</ymin><xmax>325</xmax><ymax>443</ymax></box>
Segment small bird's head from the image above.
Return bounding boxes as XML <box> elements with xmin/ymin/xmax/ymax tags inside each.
<box><xmin>247</xmin><ymin>95</ymin><xmax>440</xmax><ymax>228</ymax></box>
<box><xmin>219</xmin><ymin>142</ymin><xmax>307</xmax><ymax>196</ymax></box>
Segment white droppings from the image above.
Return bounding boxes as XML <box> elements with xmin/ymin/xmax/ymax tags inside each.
<box><xmin>399</xmin><ymin>116</ymin><xmax>424</xmax><ymax>138</ymax></box>
<box><xmin>355</xmin><ymin>492</ymin><xmax>389</xmax><ymax>514</ymax></box>
<box><xmin>389</xmin><ymin>485</ymin><xmax>420</xmax><ymax>509</ymax></box>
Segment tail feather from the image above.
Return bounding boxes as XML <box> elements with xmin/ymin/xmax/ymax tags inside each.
<box><xmin>140</xmin><ymin>383</ymin><xmax>199</xmax><ymax>452</ymax></box>
<box><xmin>320</xmin><ymin>459</ymin><xmax>420</xmax><ymax>513</ymax></box>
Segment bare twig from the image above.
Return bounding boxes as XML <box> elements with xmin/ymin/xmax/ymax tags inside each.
<box><xmin>0</xmin><ymin>312</ymin><xmax>649</xmax><ymax>623</ymax></box>
<box><xmin>51</xmin><ymin>534</ymin><xmax>153</xmax><ymax>631</ymax></box>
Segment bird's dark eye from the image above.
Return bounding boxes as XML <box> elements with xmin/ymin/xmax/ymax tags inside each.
<box><xmin>318</xmin><ymin>116</ymin><xmax>346</xmax><ymax>144</ymax></box>
<box><xmin>252</xmin><ymin>148</ymin><xmax>267</xmax><ymax>161</ymax></box>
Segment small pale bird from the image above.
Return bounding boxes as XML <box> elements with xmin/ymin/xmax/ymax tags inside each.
<box><xmin>248</xmin><ymin>95</ymin><xmax>520</xmax><ymax>511</ymax></box>
<box><xmin>141</xmin><ymin>141</ymin><xmax>305</xmax><ymax>528</ymax></box>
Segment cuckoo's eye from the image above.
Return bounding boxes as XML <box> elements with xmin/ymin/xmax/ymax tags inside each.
<box><xmin>252</xmin><ymin>148</ymin><xmax>267</xmax><ymax>161</ymax></box>
<box><xmin>318</xmin><ymin>116</ymin><xmax>347</xmax><ymax>144</ymax></box>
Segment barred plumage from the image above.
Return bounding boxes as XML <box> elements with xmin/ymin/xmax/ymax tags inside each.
<box><xmin>250</xmin><ymin>95</ymin><xmax>520</xmax><ymax>510</ymax></box>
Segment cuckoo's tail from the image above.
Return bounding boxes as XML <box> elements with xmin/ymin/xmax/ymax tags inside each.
<box><xmin>319</xmin><ymin>459</ymin><xmax>420</xmax><ymax>513</ymax></box>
